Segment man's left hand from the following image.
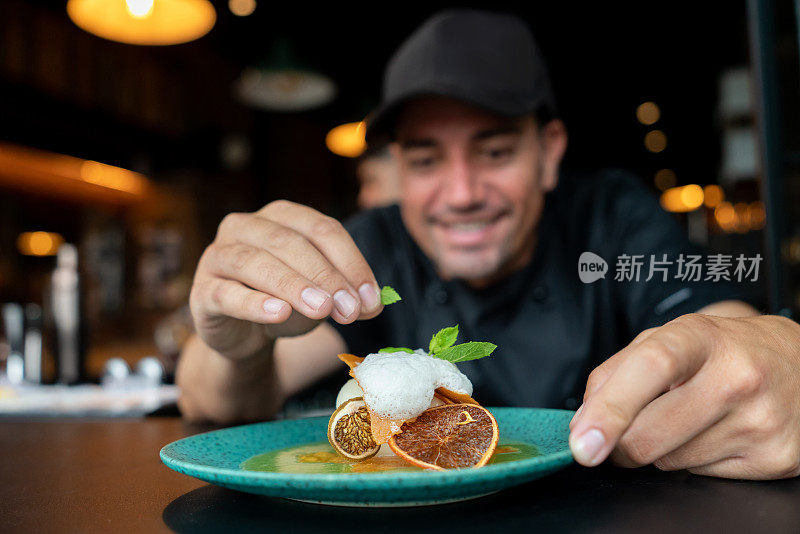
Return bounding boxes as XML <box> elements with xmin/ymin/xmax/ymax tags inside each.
<box><xmin>569</xmin><ymin>313</ymin><xmax>800</xmax><ymax>479</ymax></box>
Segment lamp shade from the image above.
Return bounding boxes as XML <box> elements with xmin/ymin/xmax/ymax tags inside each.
<box><xmin>67</xmin><ymin>0</ymin><xmax>216</xmax><ymax>46</ymax></box>
<box><xmin>235</xmin><ymin>38</ymin><xmax>337</xmax><ymax>112</ymax></box>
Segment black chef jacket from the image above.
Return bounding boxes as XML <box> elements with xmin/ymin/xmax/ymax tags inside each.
<box><xmin>328</xmin><ymin>169</ymin><xmax>748</xmax><ymax>410</ymax></box>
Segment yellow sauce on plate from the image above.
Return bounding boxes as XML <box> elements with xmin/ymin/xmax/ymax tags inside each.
<box><xmin>240</xmin><ymin>441</ymin><xmax>540</xmax><ymax>474</ymax></box>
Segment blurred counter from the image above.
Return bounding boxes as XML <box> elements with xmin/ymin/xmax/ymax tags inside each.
<box><xmin>2</xmin><ymin>417</ymin><xmax>800</xmax><ymax>533</ymax></box>
<box><xmin>0</xmin><ymin>382</ymin><xmax>178</xmax><ymax>417</ymax></box>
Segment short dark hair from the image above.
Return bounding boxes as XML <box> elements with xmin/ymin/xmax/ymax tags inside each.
<box><xmin>358</xmin><ymin>141</ymin><xmax>392</xmax><ymax>164</ymax></box>
<box><xmin>533</xmin><ymin>105</ymin><xmax>555</xmax><ymax>128</ymax></box>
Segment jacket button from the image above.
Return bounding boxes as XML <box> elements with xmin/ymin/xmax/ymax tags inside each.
<box><xmin>531</xmin><ymin>285</ymin><xmax>548</xmax><ymax>301</ymax></box>
<box><xmin>434</xmin><ymin>289</ymin><xmax>449</xmax><ymax>304</ymax></box>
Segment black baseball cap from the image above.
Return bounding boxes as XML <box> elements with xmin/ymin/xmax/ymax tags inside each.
<box><xmin>365</xmin><ymin>9</ymin><xmax>557</xmax><ymax>143</ymax></box>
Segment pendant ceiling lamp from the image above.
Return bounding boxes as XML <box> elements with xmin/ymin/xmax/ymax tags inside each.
<box><xmin>235</xmin><ymin>38</ymin><xmax>337</xmax><ymax>112</ymax></box>
<box><xmin>326</xmin><ymin>122</ymin><xmax>366</xmax><ymax>158</ymax></box>
<box><xmin>67</xmin><ymin>0</ymin><xmax>216</xmax><ymax>46</ymax></box>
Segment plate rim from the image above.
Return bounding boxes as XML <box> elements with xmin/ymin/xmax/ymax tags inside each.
<box><xmin>160</xmin><ymin>407</ymin><xmax>574</xmax><ymax>485</ymax></box>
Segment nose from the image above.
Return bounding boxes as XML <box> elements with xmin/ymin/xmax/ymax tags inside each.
<box><xmin>442</xmin><ymin>155</ymin><xmax>482</xmax><ymax>209</ymax></box>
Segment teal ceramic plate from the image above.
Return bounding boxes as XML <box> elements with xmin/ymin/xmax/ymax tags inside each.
<box><xmin>160</xmin><ymin>407</ymin><xmax>573</xmax><ymax>507</ymax></box>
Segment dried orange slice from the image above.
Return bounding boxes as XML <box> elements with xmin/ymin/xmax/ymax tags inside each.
<box><xmin>436</xmin><ymin>387</ymin><xmax>479</xmax><ymax>406</ymax></box>
<box><xmin>433</xmin><ymin>391</ymin><xmax>454</xmax><ymax>405</ymax></box>
<box><xmin>388</xmin><ymin>404</ymin><xmax>499</xmax><ymax>470</ymax></box>
<box><xmin>337</xmin><ymin>353</ymin><xmax>364</xmax><ymax>371</ymax></box>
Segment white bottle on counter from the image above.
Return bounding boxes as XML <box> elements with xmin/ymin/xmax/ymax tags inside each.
<box><xmin>51</xmin><ymin>243</ymin><xmax>82</xmax><ymax>384</ymax></box>
<box><xmin>23</xmin><ymin>303</ymin><xmax>43</xmax><ymax>384</ymax></box>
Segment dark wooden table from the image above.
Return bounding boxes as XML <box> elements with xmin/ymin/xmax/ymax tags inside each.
<box><xmin>2</xmin><ymin>417</ymin><xmax>800</xmax><ymax>533</ymax></box>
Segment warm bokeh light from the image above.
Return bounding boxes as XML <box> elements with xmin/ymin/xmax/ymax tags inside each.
<box><xmin>636</xmin><ymin>102</ymin><xmax>660</xmax><ymax>125</ymax></box>
<box><xmin>715</xmin><ymin>202</ymin><xmax>736</xmax><ymax>231</ymax></box>
<box><xmin>80</xmin><ymin>161</ymin><xmax>148</xmax><ymax>195</ymax></box>
<box><xmin>0</xmin><ymin>142</ymin><xmax>150</xmax><ymax>204</ymax></box>
<box><xmin>67</xmin><ymin>0</ymin><xmax>216</xmax><ymax>46</ymax></box>
<box><xmin>750</xmin><ymin>201</ymin><xmax>766</xmax><ymax>230</ymax></box>
<box><xmin>660</xmin><ymin>184</ymin><xmax>704</xmax><ymax>212</ymax></box>
<box><xmin>715</xmin><ymin>201</ymin><xmax>766</xmax><ymax>233</ymax></box>
<box><xmin>17</xmin><ymin>232</ymin><xmax>65</xmax><ymax>257</ymax></box>
<box><xmin>326</xmin><ymin>122</ymin><xmax>367</xmax><ymax>158</ymax></box>
<box><xmin>703</xmin><ymin>184</ymin><xmax>725</xmax><ymax>208</ymax></box>
<box><xmin>644</xmin><ymin>130</ymin><xmax>668</xmax><ymax>153</ymax></box>
<box><xmin>126</xmin><ymin>0</ymin><xmax>154</xmax><ymax>18</ymax></box>
<box><xmin>733</xmin><ymin>202</ymin><xmax>751</xmax><ymax>233</ymax></box>
<box><xmin>654</xmin><ymin>169</ymin><xmax>676</xmax><ymax>191</ymax></box>
<box><xmin>229</xmin><ymin>0</ymin><xmax>256</xmax><ymax>16</ymax></box>
<box><xmin>680</xmin><ymin>184</ymin><xmax>704</xmax><ymax>210</ymax></box>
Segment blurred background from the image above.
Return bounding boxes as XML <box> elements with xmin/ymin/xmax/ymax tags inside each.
<box><xmin>0</xmin><ymin>0</ymin><xmax>799</xmax><ymax>416</ymax></box>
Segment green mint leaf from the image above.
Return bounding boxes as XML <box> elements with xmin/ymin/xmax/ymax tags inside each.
<box><xmin>380</xmin><ymin>286</ymin><xmax>402</xmax><ymax>305</ymax></box>
<box><xmin>378</xmin><ymin>347</ymin><xmax>415</xmax><ymax>354</ymax></box>
<box><xmin>429</xmin><ymin>324</ymin><xmax>459</xmax><ymax>355</ymax></box>
<box><xmin>434</xmin><ymin>341</ymin><xmax>497</xmax><ymax>363</ymax></box>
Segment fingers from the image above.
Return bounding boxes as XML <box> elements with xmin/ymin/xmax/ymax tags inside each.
<box><xmin>196</xmin><ymin>276</ymin><xmax>292</xmax><ymax>325</ymax></box>
<box><xmin>570</xmin><ymin>327</ymin><xmax>659</xmax><ymax>430</ymax></box>
<box><xmin>610</xmin><ymin>348</ymin><xmax>767</xmax><ymax>469</ymax></box>
<box><xmin>608</xmin><ymin>365</ymin><xmax>730</xmax><ymax>468</ymax></box>
<box><xmin>570</xmin><ymin>315</ymin><xmax>715</xmax><ymax>467</ymax></box>
<box><xmin>688</xmin><ymin>451</ymin><xmax>800</xmax><ymax>480</ymax></box>
<box><xmin>256</xmin><ymin>201</ymin><xmax>383</xmax><ymax>317</ymax></box>
<box><xmin>644</xmin><ymin>413</ymin><xmax>740</xmax><ymax>471</ymax></box>
<box><xmin>225</xmin><ymin>215</ymin><xmax>368</xmax><ymax>323</ymax></box>
<box><xmin>204</xmin><ymin>242</ymin><xmax>337</xmax><ymax>321</ymax></box>
<box><xmin>687</xmin><ymin>458</ymin><xmax>753</xmax><ymax>479</ymax></box>
<box><xmin>652</xmin><ymin>388</ymin><xmax>800</xmax><ymax>478</ymax></box>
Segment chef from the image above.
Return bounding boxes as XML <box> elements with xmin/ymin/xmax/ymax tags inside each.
<box><xmin>177</xmin><ymin>10</ymin><xmax>800</xmax><ymax>480</ymax></box>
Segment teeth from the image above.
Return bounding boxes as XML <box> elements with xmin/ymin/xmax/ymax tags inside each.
<box><xmin>451</xmin><ymin>222</ymin><xmax>489</xmax><ymax>232</ymax></box>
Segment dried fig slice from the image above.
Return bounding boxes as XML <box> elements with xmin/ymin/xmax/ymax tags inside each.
<box><xmin>327</xmin><ymin>397</ymin><xmax>380</xmax><ymax>461</ymax></box>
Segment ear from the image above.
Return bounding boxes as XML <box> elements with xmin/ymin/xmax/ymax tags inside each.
<box><xmin>388</xmin><ymin>141</ymin><xmax>402</xmax><ymax>160</ymax></box>
<box><xmin>538</xmin><ymin>119</ymin><xmax>568</xmax><ymax>192</ymax></box>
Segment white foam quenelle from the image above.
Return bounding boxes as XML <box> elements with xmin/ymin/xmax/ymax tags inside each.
<box><xmin>351</xmin><ymin>349</ymin><xmax>472</xmax><ymax>421</ymax></box>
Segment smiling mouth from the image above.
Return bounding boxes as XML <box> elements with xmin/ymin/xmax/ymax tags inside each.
<box><xmin>432</xmin><ymin>212</ymin><xmax>507</xmax><ymax>247</ymax></box>
<box><xmin>446</xmin><ymin>221</ymin><xmax>493</xmax><ymax>232</ymax></box>
<box><xmin>436</xmin><ymin>211</ymin><xmax>506</xmax><ymax>229</ymax></box>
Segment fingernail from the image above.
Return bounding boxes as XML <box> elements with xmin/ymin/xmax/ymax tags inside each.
<box><xmin>571</xmin><ymin>428</ymin><xmax>606</xmax><ymax>466</ymax></box>
<box><xmin>358</xmin><ymin>283</ymin><xmax>380</xmax><ymax>312</ymax></box>
<box><xmin>333</xmin><ymin>290</ymin><xmax>358</xmax><ymax>318</ymax></box>
<box><xmin>301</xmin><ymin>287</ymin><xmax>329</xmax><ymax>311</ymax></box>
<box><xmin>263</xmin><ymin>298</ymin><xmax>287</xmax><ymax>316</ymax></box>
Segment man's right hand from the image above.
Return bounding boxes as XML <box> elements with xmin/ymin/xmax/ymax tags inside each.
<box><xmin>189</xmin><ymin>200</ymin><xmax>384</xmax><ymax>361</ymax></box>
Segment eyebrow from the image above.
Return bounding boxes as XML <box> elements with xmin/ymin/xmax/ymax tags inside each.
<box><xmin>399</xmin><ymin>138</ymin><xmax>436</xmax><ymax>149</ymax></box>
<box><xmin>398</xmin><ymin>124</ymin><xmax>522</xmax><ymax>149</ymax></box>
<box><xmin>473</xmin><ymin>125</ymin><xmax>521</xmax><ymax>141</ymax></box>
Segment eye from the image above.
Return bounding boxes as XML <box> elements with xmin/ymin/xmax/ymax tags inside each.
<box><xmin>479</xmin><ymin>145</ymin><xmax>515</xmax><ymax>162</ymax></box>
<box><xmin>410</xmin><ymin>158</ymin><xmax>432</xmax><ymax>167</ymax></box>
<box><xmin>406</xmin><ymin>155</ymin><xmax>438</xmax><ymax>170</ymax></box>
<box><xmin>488</xmin><ymin>148</ymin><xmax>513</xmax><ymax>158</ymax></box>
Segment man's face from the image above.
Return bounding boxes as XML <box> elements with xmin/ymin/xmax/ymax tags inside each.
<box><xmin>393</xmin><ymin>97</ymin><xmax>567</xmax><ymax>286</ymax></box>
